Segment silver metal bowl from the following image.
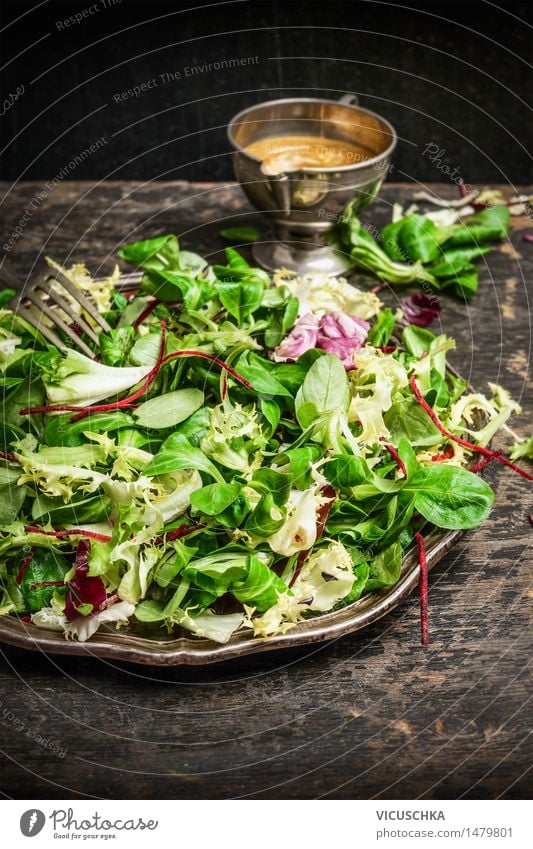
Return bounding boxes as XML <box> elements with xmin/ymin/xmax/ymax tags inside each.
<box><xmin>227</xmin><ymin>95</ymin><xmax>397</xmax><ymax>275</ymax></box>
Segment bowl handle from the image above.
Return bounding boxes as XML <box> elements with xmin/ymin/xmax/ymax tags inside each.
<box><xmin>338</xmin><ymin>93</ymin><xmax>359</xmax><ymax>106</ymax></box>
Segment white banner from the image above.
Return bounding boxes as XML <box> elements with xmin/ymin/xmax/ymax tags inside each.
<box><xmin>2</xmin><ymin>799</ymin><xmax>529</xmax><ymax>848</ymax></box>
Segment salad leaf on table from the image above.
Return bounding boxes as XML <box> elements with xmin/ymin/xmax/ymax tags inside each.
<box><xmin>331</xmin><ymin>200</ymin><xmax>510</xmax><ymax>299</ymax></box>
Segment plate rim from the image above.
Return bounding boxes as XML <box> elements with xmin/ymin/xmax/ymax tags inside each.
<box><xmin>0</xmin><ymin>526</ymin><xmax>463</xmax><ymax>666</ymax></box>
<box><xmin>0</xmin><ymin>273</ymin><xmax>473</xmax><ymax>666</ymax></box>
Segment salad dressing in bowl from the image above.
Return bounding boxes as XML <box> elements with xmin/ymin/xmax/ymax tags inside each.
<box><xmin>244</xmin><ymin>134</ymin><xmax>371</xmax><ymax>175</ymax></box>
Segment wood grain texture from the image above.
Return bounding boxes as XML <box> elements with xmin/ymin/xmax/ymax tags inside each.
<box><xmin>0</xmin><ymin>181</ymin><xmax>531</xmax><ymax>800</ymax></box>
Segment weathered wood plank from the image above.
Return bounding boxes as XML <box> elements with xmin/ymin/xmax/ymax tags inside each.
<box><xmin>0</xmin><ymin>181</ymin><xmax>531</xmax><ymax>800</ymax></box>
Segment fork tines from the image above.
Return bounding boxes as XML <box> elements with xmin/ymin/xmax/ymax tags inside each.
<box><xmin>1</xmin><ymin>263</ymin><xmax>113</xmax><ymax>358</ymax></box>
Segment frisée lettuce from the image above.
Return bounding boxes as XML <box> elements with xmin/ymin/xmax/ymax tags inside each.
<box><xmin>0</xmin><ymin>234</ymin><xmax>529</xmax><ymax>646</ymax></box>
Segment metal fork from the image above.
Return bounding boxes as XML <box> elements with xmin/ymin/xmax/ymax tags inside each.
<box><xmin>0</xmin><ymin>262</ymin><xmax>141</xmax><ymax>359</ymax></box>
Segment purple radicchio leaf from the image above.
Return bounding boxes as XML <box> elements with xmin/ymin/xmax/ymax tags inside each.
<box><xmin>273</xmin><ymin>312</ymin><xmax>319</xmax><ymax>361</ymax></box>
<box><xmin>316</xmin><ymin>312</ymin><xmax>369</xmax><ymax>368</ymax></box>
<box><xmin>400</xmin><ymin>293</ymin><xmax>441</xmax><ymax>328</ymax></box>
<box><xmin>65</xmin><ymin>540</ymin><xmax>107</xmax><ymax>621</ymax></box>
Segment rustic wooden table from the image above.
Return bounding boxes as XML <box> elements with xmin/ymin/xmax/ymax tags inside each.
<box><xmin>0</xmin><ymin>181</ymin><xmax>531</xmax><ymax>800</ymax></box>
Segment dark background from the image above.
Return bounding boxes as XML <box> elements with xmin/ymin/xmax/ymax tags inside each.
<box><xmin>0</xmin><ymin>0</ymin><xmax>531</xmax><ymax>186</ymax></box>
<box><xmin>0</xmin><ymin>2</ymin><xmax>532</xmax><ymax>804</ymax></box>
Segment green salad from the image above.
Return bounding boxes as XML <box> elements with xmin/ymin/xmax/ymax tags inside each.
<box><xmin>0</xmin><ymin>233</ymin><xmax>529</xmax><ymax>645</ymax></box>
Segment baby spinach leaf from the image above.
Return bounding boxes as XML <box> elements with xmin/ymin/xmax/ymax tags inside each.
<box><xmin>31</xmin><ymin>491</ymin><xmax>112</xmax><ymax>524</ymax></box>
<box><xmin>118</xmin><ymin>235</ymin><xmax>179</xmax><ymax>266</ymax></box>
<box><xmin>274</xmin><ymin>445</ymin><xmax>322</xmax><ymax>488</ymax></box>
<box><xmin>219</xmin><ymin>226</ymin><xmax>260</xmax><ymax>243</ymax></box>
<box><xmin>183</xmin><ymin>551</ymin><xmax>284</xmax><ymax>612</ymax></box>
<box><xmin>154</xmin><ymin>541</ymin><xmax>197</xmax><ymax>588</ymax></box>
<box><xmin>324</xmin><ymin>455</ymin><xmax>369</xmax><ymax>489</ymax></box>
<box><xmin>145</xmin><ymin>433</ymin><xmax>224</xmax><ymax>482</ymax></box>
<box><xmin>230</xmin><ymin>557</ymin><xmax>286</xmax><ymax>610</ymax></box>
<box><xmin>4</xmin><ymin>377</ymin><xmax>45</xmax><ymax>429</ymax></box>
<box><xmin>235</xmin><ymin>352</ymin><xmax>293</xmax><ymax>397</ymax></box>
<box><xmin>398</xmin><ymin>215</ymin><xmax>443</xmax><ymax>264</ymax></box>
<box><xmin>133</xmin><ymin>388</ymin><xmax>204</xmax><ymax>430</ymax></box>
<box><xmin>366</xmin><ymin>308</ymin><xmax>396</xmax><ymax>346</ymax></box>
<box><xmin>259</xmin><ymin>397</ymin><xmax>281</xmax><ymax>437</ymax></box>
<box><xmin>264</xmin><ymin>296</ymin><xmax>299</xmax><ymax>349</ymax></box>
<box><xmin>245</xmin><ymin>492</ymin><xmax>286</xmax><ymax>537</ymax></box>
<box><xmin>151</xmin><ymin>269</ymin><xmax>208</xmax><ymax>310</ymax></box>
<box><xmin>408</xmin><ymin>464</ymin><xmax>494</xmax><ymax>529</ymax></box>
<box><xmin>134</xmin><ymin>599</ymin><xmax>167</xmax><ymax>622</ymax></box>
<box><xmin>396</xmin><ymin>437</ymin><xmax>418</xmax><ymax>479</ymax></box>
<box><xmin>250</xmin><ymin>467</ymin><xmax>291</xmax><ymax>506</ymax></box>
<box><xmin>366</xmin><ymin>542</ymin><xmax>402</xmax><ymax>592</ymax></box>
<box><xmin>217</xmin><ymin>493</ymin><xmax>250</xmax><ymax>527</ymax></box>
<box><xmin>443</xmin><ymin>205</ymin><xmax>510</xmax><ymax>247</ymax></box>
<box><xmin>380</xmin><ymin>219</ymin><xmax>408</xmax><ymax>261</ymax></box>
<box><xmin>295</xmin><ymin>354</ymin><xmax>349</xmax><ymax>429</ymax></box>
<box><xmin>0</xmin><ymin>462</ymin><xmax>26</xmax><ymax>523</ymax></box>
<box><xmin>431</xmin><ymin>246</ymin><xmax>490</xmax><ymax>278</ymax></box>
<box><xmin>402</xmin><ymin>325</ymin><xmax>436</xmax><ymax>358</ymax></box>
<box><xmin>190</xmin><ymin>482</ymin><xmax>242</xmax><ymax>516</ymax></box>
<box><xmin>44</xmin><ymin>411</ymin><xmax>134</xmax><ymax>447</ymax></box>
<box><xmin>384</xmin><ymin>397</ymin><xmax>442</xmax><ymax>447</ymax></box>
<box><xmin>172</xmin><ymin>407</ymin><xmax>211</xmax><ymax>446</ymax></box>
<box><xmin>215</xmin><ymin>278</ymin><xmax>264</xmax><ymax>323</ymax></box>
<box><xmin>99</xmin><ymin>327</ymin><xmax>135</xmax><ymax>366</ymax></box>
<box><xmin>8</xmin><ymin>547</ymin><xmax>68</xmax><ymax>613</ymax></box>
<box><xmin>0</xmin><ymin>420</ymin><xmax>25</xmax><ymax>453</ymax></box>
<box><xmin>224</xmin><ymin>247</ymin><xmax>250</xmax><ymax>268</ymax></box>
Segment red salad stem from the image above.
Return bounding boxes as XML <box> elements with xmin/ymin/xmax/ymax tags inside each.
<box><xmin>221</xmin><ymin>371</ymin><xmax>228</xmax><ymax>401</ymax></box>
<box><xmin>153</xmin><ymin>523</ymin><xmax>204</xmax><ymax>545</ymax></box>
<box><xmin>415</xmin><ymin>531</ymin><xmax>429</xmax><ymax>646</ymax></box>
<box><xmin>383</xmin><ymin>442</ymin><xmax>407</xmax><ymax>477</ymax></box>
<box><xmin>157</xmin><ymin>350</ymin><xmax>254</xmax><ymax>390</ymax></box>
<box><xmin>16</xmin><ymin>547</ymin><xmax>34</xmax><ymax>585</ymax></box>
<box><xmin>166</xmin><ymin>524</ymin><xmax>204</xmax><ymax>541</ymax></box>
<box><xmin>0</xmin><ymin>450</ymin><xmax>17</xmax><ymax>462</ymax></box>
<box><xmin>289</xmin><ymin>485</ymin><xmax>336</xmax><ymax>588</ymax></box>
<box><xmin>19</xmin><ymin>321</ymin><xmax>255</xmax><ymax>417</ymax></box>
<box><xmin>132</xmin><ymin>298</ymin><xmax>160</xmax><ymax>328</ymax></box>
<box><xmin>431</xmin><ymin>446</ymin><xmax>455</xmax><ymax>462</ymax></box>
<box><xmin>376</xmin><ymin>345</ymin><xmax>397</xmax><ymax>354</ymax></box>
<box><xmin>19</xmin><ymin>321</ymin><xmax>168</xmax><ymax>417</ymax></box>
<box><xmin>25</xmin><ymin>526</ymin><xmax>112</xmax><ymax>542</ymax></box>
<box><xmin>409</xmin><ymin>376</ymin><xmax>533</xmax><ymax>481</ymax></box>
<box><xmin>470</xmin><ymin>452</ymin><xmax>502</xmax><ymax>473</ymax></box>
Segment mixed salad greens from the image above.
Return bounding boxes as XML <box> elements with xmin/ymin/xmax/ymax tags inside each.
<box><xmin>330</xmin><ymin>201</ymin><xmax>511</xmax><ymax>298</ymax></box>
<box><xmin>0</xmin><ymin>226</ymin><xmax>530</xmax><ymax>645</ymax></box>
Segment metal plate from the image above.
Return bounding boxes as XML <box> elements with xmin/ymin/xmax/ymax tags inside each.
<box><xmin>0</xmin><ymin>526</ymin><xmax>462</xmax><ymax>666</ymax></box>
<box><xmin>0</xmin><ymin>273</ymin><xmax>473</xmax><ymax>665</ymax></box>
